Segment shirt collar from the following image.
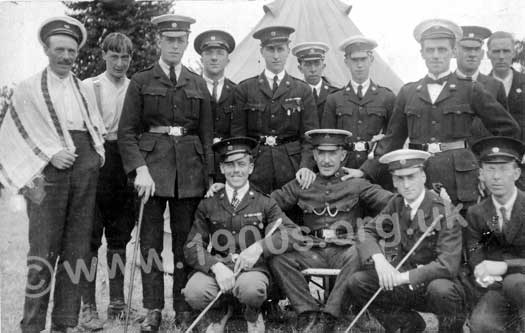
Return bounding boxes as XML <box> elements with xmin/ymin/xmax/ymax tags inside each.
<box><xmin>225</xmin><ymin>181</ymin><xmax>250</xmax><ymax>202</ymax></box>
<box><xmin>493</xmin><ymin>70</ymin><xmax>513</xmax><ymax>84</ymax></box>
<box><xmin>350</xmin><ymin>78</ymin><xmax>370</xmax><ymax>92</ymax></box>
<box><xmin>404</xmin><ymin>188</ymin><xmax>426</xmax><ymax>212</ymax></box>
<box><xmin>492</xmin><ymin>186</ymin><xmax>518</xmax><ymax>215</ymax></box>
<box><xmin>264</xmin><ymin>69</ymin><xmax>285</xmax><ymax>84</ymax></box>
<box><xmin>158</xmin><ymin>58</ymin><xmax>182</xmax><ymax>80</ymax></box>
<box><xmin>102</xmin><ymin>71</ymin><xmax>129</xmax><ymax>88</ymax></box>
<box><xmin>456</xmin><ymin>69</ymin><xmax>479</xmax><ymax>81</ymax></box>
<box><xmin>427</xmin><ymin>70</ymin><xmax>451</xmax><ymax>80</ymax></box>
<box><xmin>310</xmin><ymin>79</ymin><xmax>323</xmax><ymax>93</ymax></box>
<box><xmin>203</xmin><ymin>74</ymin><xmax>225</xmax><ymax>85</ymax></box>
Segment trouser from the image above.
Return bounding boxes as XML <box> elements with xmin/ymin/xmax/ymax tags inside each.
<box><xmin>20</xmin><ymin>131</ymin><xmax>100</xmax><ymax>332</ymax></box>
<box><xmin>347</xmin><ymin>269</ymin><xmax>466</xmax><ymax>333</ymax></box>
<box><xmin>184</xmin><ymin>271</ymin><xmax>269</xmax><ymax>322</ymax></box>
<box><xmin>80</xmin><ymin>141</ymin><xmax>136</xmax><ymax>307</ymax></box>
<box><xmin>140</xmin><ymin>195</ymin><xmax>199</xmax><ymax>312</ymax></box>
<box><xmin>269</xmin><ymin>244</ymin><xmax>355</xmax><ymax>315</ymax></box>
<box><xmin>469</xmin><ymin>273</ymin><xmax>525</xmax><ymax>333</ymax></box>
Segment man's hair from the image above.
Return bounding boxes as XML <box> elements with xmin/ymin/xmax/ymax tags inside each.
<box><xmin>487</xmin><ymin>31</ymin><xmax>515</xmax><ymax>50</ymax></box>
<box><xmin>421</xmin><ymin>37</ymin><xmax>456</xmax><ymax>49</ymax></box>
<box><xmin>101</xmin><ymin>32</ymin><xmax>133</xmax><ymax>54</ymax></box>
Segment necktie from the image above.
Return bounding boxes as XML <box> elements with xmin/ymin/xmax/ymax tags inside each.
<box><xmin>499</xmin><ymin>206</ymin><xmax>509</xmax><ymax>231</ymax></box>
<box><xmin>169</xmin><ymin>65</ymin><xmax>177</xmax><ymax>86</ymax></box>
<box><xmin>424</xmin><ymin>75</ymin><xmax>449</xmax><ymax>85</ymax></box>
<box><xmin>272</xmin><ymin>75</ymin><xmax>279</xmax><ymax>94</ymax></box>
<box><xmin>465</xmin><ymin>76</ymin><xmax>473</xmax><ymax>81</ymax></box>
<box><xmin>212</xmin><ymin>80</ymin><xmax>219</xmax><ymax>102</ymax></box>
<box><xmin>313</xmin><ymin>88</ymin><xmax>319</xmax><ymax>103</ymax></box>
<box><xmin>357</xmin><ymin>84</ymin><xmax>363</xmax><ymax>99</ymax></box>
<box><xmin>231</xmin><ymin>189</ymin><xmax>240</xmax><ymax>209</ymax></box>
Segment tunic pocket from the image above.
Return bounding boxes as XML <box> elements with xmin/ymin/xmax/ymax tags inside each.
<box><xmin>405</xmin><ymin>107</ymin><xmax>422</xmax><ymax>139</ymax></box>
<box><xmin>443</xmin><ymin>104</ymin><xmax>474</xmax><ymax>138</ymax></box>
<box><xmin>366</xmin><ymin>106</ymin><xmax>387</xmax><ymax>135</ymax></box>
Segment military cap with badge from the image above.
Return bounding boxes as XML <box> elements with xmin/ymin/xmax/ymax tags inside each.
<box><xmin>213</xmin><ymin>136</ymin><xmax>258</xmax><ymax>163</ymax></box>
<box><xmin>194</xmin><ymin>30</ymin><xmax>236</xmax><ymax>55</ymax></box>
<box><xmin>379</xmin><ymin>149</ymin><xmax>431</xmax><ymax>176</ymax></box>
<box><xmin>472</xmin><ymin>136</ymin><xmax>525</xmax><ymax>164</ymax></box>
<box><xmin>151</xmin><ymin>14</ymin><xmax>196</xmax><ymax>37</ymax></box>
<box><xmin>338</xmin><ymin>35</ymin><xmax>378</xmax><ymax>57</ymax></box>
<box><xmin>292</xmin><ymin>42</ymin><xmax>329</xmax><ymax>62</ymax></box>
<box><xmin>460</xmin><ymin>25</ymin><xmax>492</xmax><ymax>47</ymax></box>
<box><xmin>252</xmin><ymin>25</ymin><xmax>295</xmax><ymax>46</ymax></box>
<box><xmin>305</xmin><ymin>129</ymin><xmax>353</xmax><ymax>151</ymax></box>
<box><xmin>413</xmin><ymin>18</ymin><xmax>463</xmax><ymax>43</ymax></box>
<box><xmin>38</xmin><ymin>16</ymin><xmax>87</xmax><ymax>48</ymax></box>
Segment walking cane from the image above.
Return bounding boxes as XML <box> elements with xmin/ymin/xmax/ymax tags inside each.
<box><xmin>185</xmin><ymin>217</ymin><xmax>284</xmax><ymax>333</ymax></box>
<box><xmin>123</xmin><ymin>197</ymin><xmax>146</xmax><ymax>333</ymax></box>
<box><xmin>344</xmin><ymin>213</ymin><xmax>444</xmax><ymax>333</ymax></box>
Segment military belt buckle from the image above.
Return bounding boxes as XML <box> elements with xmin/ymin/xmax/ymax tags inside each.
<box><xmin>168</xmin><ymin>126</ymin><xmax>185</xmax><ymax>136</ymax></box>
<box><xmin>321</xmin><ymin>229</ymin><xmax>336</xmax><ymax>239</ymax></box>
<box><xmin>427</xmin><ymin>142</ymin><xmax>441</xmax><ymax>154</ymax></box>
<box><xmin>354</xmin><ymin>141</ymin><xmax>368</xmax><ymax>152</ymax></box>
<box><xmin>213</xmin><ymin>137</ymin><xmax>222</xmax><ymax>144</ymax></box>
<box><xmin>264</xmin><ymin>136</ymin><xmax>278</xmax><ymax>146</ymax></box>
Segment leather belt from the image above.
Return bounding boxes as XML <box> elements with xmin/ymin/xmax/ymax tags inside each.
<box><xmin>149</xmin><ymin>126</ymin><xmax>188</xmax><ymax>136</ymax></box>
<box><xmin>310</xmin><ymin>228</ymin><xmax>345</xmax><ymax>240</ymax></box>
<box><xmin>409</xmin><ymin>140</ymin><xmax>466</xmax><ymax>153</ymax></box>
<box><xmin>352</xmin><ymin>141</ymin><xmax>370</xmax><ymax>152</ymax></box>
<box><xmin>259</xmin><ymin>135</ymin><xmax>299</xmax><ymax>146</ymax></box>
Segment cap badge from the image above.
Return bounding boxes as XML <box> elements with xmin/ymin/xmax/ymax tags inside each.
<box><xmin>468</xmin><ymin>33</ymin><xmax>474</xmax><ymax>38</ymax></box>
<box><xmin>400</xmin><ymin>159</ymin><xmax>406</xmax><ymax>165</ymax></box>
<box><xmin>210</xmin><ymin>36</ymin><xmax>216</xmax><ymax>41</ymax></box>
<box><xmin>227</xmin><ymin>145</ymin><xmax>233</xmax><ymax>151</ymax></box>
<box><xmin>517</xmin><ymin>88</ymin><xmax>522</xmax><ymax>94</ymax></box>
<box><xmin>171</xmin><ymin>22</ymin><xmax>178</xmax><ymax>28</ymax></box>
<box><xmin>64</xmin><ymin>24</ymin><xmax>70</xmax><ymax>29</ymax></box>
<box><xmin>492</xmin><ymin>147</ymin><xmax>500</xmax><ymax>153</ymax></box>
<box><xmin>324</xmin><ymin>134</ymin><xmax>331</xmax><ymax>139</ymax></box>
<box><xmin>309</xmin><ymin>48</ymin><xmax>315</xmax><ymax>54</ymax></box>
<box><xmin>271</xmin><ymin>31</ymin><xmax>276</xmax><ymax>37</ymax></box>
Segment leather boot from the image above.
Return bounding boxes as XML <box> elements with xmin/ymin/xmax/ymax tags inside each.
<box><xmin>140</xmin><ymin>309</ymin><xmax>162</xmax><ymax>333</ymax></box>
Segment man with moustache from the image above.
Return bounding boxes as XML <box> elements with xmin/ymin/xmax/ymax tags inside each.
<box><xmin>322</xmin><ymin>36</ymin><xmax>395</xmax><ymax>181</ymax></box>
<box><xmin>78</xmin><ymin>32</ymin><xmax>137</xmax><ymax>329</ymax></box>
<box><xmin>231</xmin><ymin>26</ymin><xmax>319</xmax><ymax>195</ymax></box>
<box><xmin>353</xmin><ymin>19</ymin><xmax>519</xmax><ymax>210</ymax></box>
<box><xmin>487</xmin><ymin>31</ymin><xmax>525</xmax><ymax>189</ymax></box>
<box><xmin>118</xmin><ymin>14</ymin><xmax>213</xmax><ymax>332</ymax></box>
<box><xmin>455</xmin><ymin>26</ymin><xmax>508</xmax><ymax>145</ymax></box>
<box><xmin>466</xmin><ymin>136</ymin><xmax>525</xmax><ymax>332</ymax></box>
<box><xmin>194</xmin><ymin>29</ymin><xmax>238</xmax><ymax>182</ymax></box>
<box><xmin>347</xmin><ymin>149</ymin><xmax>465</xmax><ymax>332</ymax></box>
<box><xmin>0</xmin><ymin>16</ymin><xmax>105</xmax><ymax>333</ymax></box>
<box><xmin>292</xmin><ymin>42</ymin><xmax>339</xmax><ymax>123</ymax></box>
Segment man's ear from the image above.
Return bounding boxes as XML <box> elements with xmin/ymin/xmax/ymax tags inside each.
<box><xmin>341</xmin><ymin>149</ymin><xmax>348</xmax><ymax>161</ymax></box>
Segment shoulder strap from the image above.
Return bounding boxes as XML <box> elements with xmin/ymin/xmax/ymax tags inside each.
<box><xmin>92</xmin><ymin>78</ymin><xmax>103</xmax><ymax>117</ymax></box>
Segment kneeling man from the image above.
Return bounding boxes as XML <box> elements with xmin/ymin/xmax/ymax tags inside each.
<box><xmin>466</xmin><ymin>136</ymin><xmax>525</xmax><ymax>332</ymax></box>
<box><xmin>348</xmin><ymin>149</ymin><xmax>465</xmax><ymax>332</ymax></box>
<box><xmin>183</xmin><ymin>137</ymin><xmax>298</xmax><ymax>332</ymax></box>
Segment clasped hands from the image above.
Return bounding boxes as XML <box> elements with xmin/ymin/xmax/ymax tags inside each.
<box><xmin>372</xmin><ymin>253</ymin><xmax>410</xmax><ymax>290</ymax></box>
<box><xmin>474</xmin><ymin>260</ymin><xmax>507</xmax><ymax>288</ymax></box>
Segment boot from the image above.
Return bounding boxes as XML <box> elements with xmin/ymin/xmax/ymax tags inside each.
<box><xmin>205</xmin><ymin>305</ymin><xmax>233</xmax><ymax>333</ymax></box>
<box><xmin>78</xmin><ymin>303</ymin><xmax>104</xmax><ymax>331</ymax></box>
<box><xmin>140</xmin><ymin>309</ymin><xmax>162</xmax><ymax>333</ymax></box>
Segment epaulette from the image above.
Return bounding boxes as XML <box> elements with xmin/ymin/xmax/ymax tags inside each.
<box><xmin>225</xmin><ymin>77</ymin><xmax>237</xmax><ymax>87</ymax></box>
<box><xmin>238</xmin><ymin>75</ymin><xmax>260</xmax><ymax>85</ymax></box>
<box><xmin>138</xmin><ymin>64</ymin><xmax>155</xmax><ymax>73</ymax></box>
<box><xmin>186</xmin><ymin>67</ymin><xmax>201</xmax><ymax>77</ymax></box>
<box><xmin>249</xmin><ymin>183</ymin><xmax>270</xmax><ymax>197</ymax></box>
<box><xmin>375</xmin><ymin>84</ymin><xmax>394</xmax><ymax>93</ymax></box>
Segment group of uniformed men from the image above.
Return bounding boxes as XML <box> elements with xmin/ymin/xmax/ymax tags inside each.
<box><xmin>4</xmin><ymin>9</ymin><xmax>525</xmax><ymax>333</ymax></box>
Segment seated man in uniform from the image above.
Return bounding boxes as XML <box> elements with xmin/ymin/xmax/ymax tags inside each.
<box><xmin>347</xmin><ymin>149</ymin><xmax>466</xmax><ymax>332</ymax></box>
<box><xmin>183</xmin><ymin>137</ymin><xmax>300</xmax><ymax>333</ymax></box>
<box><xmin>466</xmin><ymin>136</ymin><xmax>525</xmax><ymax>332</ymax></box>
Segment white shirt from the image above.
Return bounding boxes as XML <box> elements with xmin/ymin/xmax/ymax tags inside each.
<box><xmin>492</xmin><ymin>186</ymin><xmax>518</xmax><ymax>230</ymax></box>
<box><xmin>426</xmin><ymin>70</ymin><xmax>451</xmax><ymax>104</ymax></box>
<box><xmin>350</xmin><ymin>78</ymin><xmax>371</xmax><ymax>97</ymax></box>
<box><xmin>225</xmin><ymin>182</ymin><xmax>250</xmax><ymax>204</ymax></box>
<box><xmin>456</xmin><ymin>69</ymin><xmax>479</xmax><ymax>81</ymax></box>
<box><xmin>404</xmin><ymin>188</ymin><xmax>426</xmax><ymax>220</ymax></box>
<box><xmin>83</xmin><ymin>72</ymin><xmax>129</xmax><ymax>140</ymax></box>
<box><xmin>158</xmin><ymin>58</ymin><xmax>182</xmax><ymax>81</ymax></box>
<box><xmin>309</xmin><ymin>80</ymin><xmax>323</xmax><ymax>97</ymax></box>
<box><xmin>47</xmin><ymin>68</ymin><xmax>86</xmax><ymax>131</ymax></box>
<box><xmin>203</xmin><ymin>75</ymin><xmax>225</xmax><ymax>102</ymax></box>
<box><xmin>492</xmin><ymin>70</ymin><xmax>513</xmax><ymax>97</ymax></box>
<box><xmin>264</xmin><ymin>69</ymin><xmax>285</xmax><ymax>88</ymax></box>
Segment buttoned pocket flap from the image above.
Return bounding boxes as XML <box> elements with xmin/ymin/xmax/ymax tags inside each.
<box><xmin>143</xmin><ymin>86</ymin><xmax>167</xmax><ymax>96</ymax></box>
<box><xmin>443</xmin><ymin>104</ymin><xmax>474</xmax><ymax>115</ymax></box>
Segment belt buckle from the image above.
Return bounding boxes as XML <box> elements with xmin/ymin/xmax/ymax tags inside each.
<box><xmin>213</xmin><ymin>137</ymin><xmax>222</xmax><ymax>144</ymax></box>
<box><xmin>264</xmin><ymin>136</ymin><xmax>277</xmax><ymax>146</ymax></box>
<box><xmin>354</xmin><ymin>141</ymin><xmax>367</xmax><ymax>152</ymax></box>
<box><xmin>168</xmin><ymin>126</ymin><xmax>184</xmax><ymax>136</ymax></box>
<box><xmin>321</xmin><ymin>229</ymin><xmax>336</xmax><ymax>239</ymax></box>
<box><xmin>427</xmin><ymin>142</ymin><xmax>441</xmax><ymax>154</ymax></box>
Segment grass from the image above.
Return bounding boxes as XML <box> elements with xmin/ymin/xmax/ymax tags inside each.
<box><xmin>1</xmin><ymin>192</ymin><xmax>443</xmax><ymax>332</ymax></box>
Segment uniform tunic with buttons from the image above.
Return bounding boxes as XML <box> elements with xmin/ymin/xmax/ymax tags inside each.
<box><xmin>361</xmin><ymin>75</ymin><xmax>520</xmax><ymax>204</ymax></box>
<box><xmin>313</xmin><ymin>77</ymin><xmax>339</xmax><ymax>124</ymax></box>
<box><xmin>231</xmin><ymin>72</ymin><xmax>319</xmax><ymax>193</ymax></box>
<box><xmin>322</xmin><ymin>80</ymin><xmax>395</xmax><ymax>169</ymax></box>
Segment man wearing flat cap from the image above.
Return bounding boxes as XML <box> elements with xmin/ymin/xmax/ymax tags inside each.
<box><xmin>292</xmin><ymin>42</ymin><xmax>338</xmax><ymax>123</ymax></box>
<box><xmin>183</xmin><ymin>137</ymin><xmax>299</xmax><ymax>333</ymax></box>
<box><xmin>194</xmin><ymin>29</ymin><xmax>238</xmax><ymax>182</ymax></box>
<box><xmin>487</xmin><ymin>31</ymin><xmax>525</xmax><ymax>190</ymax></box>
<box><xmin>322</xmin><ymin>36</ymin><xmax>395</xmax><ymax>185</ymax></box>
<box><xmin>456</xmin><ymin>26</ymin><xmax>508</xmax><ymax>146</ymax></box>
<box><xmin>0</xmin><ymin>16</ymin><xmax>105</xmax><ymax>333</ymax></box>
<box><xmin>356</xmin><ymin>18</ymin><xmax>519</xmax><ymax>211</ymax></box>
<box><xmin>117</xmin><ymin>14</ymin><xmax>213</xmax><ymax>331</ymax></box>
<box><xmin>231</xmin><ymin>25</ymin><xmax>319</xmax><ymax>197</ymax></box>
<box><xmin>347</xmin><ymin>148</ymin><xmax>466</xmax><ymax>332</ymax></box>
<box><xmin>465</xmin><ymin>136</ymin><xmax>525</xmax><ymax>332</ymax></box>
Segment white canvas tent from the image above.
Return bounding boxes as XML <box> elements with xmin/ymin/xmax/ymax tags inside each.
<box><xmin>226</xmin><ymin>0</ymin><xmax>403</xmax><ymax>91</ymax></box>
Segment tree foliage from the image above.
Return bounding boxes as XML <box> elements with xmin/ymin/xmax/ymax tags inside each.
<box><xmin>515</xmin><ymin>39</ymin><xmax>525</xmax><ymax>73</ymax></box>
<box><xmin>63</xmin><ymin>0</ymin><xmax>174</xmax><ymax>80</ymax></box>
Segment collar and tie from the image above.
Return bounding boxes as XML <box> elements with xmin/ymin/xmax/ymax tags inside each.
<box><xmin>313</xmin><ymin>88</ymin><xmax>319</xmax><ymax>103</ymax></box>
<box><xmin>424</xmin><ymin>75</ymin><xmax>450</xmax><ymax>85</ymax></box>
<box><xmin>499</xmin><ymin>206</ymin><xmax>510</xmax><ymax>231</ymax></box>
<box><xmin>169</xmin><ymin>65</ymin><xmax>177</xmax><ymax>86</ymax></box>
<box><xmin>231</xmin><ymin>189</ymin><xmax>240</xmax><ymax>209</ymax></box>
<box><xmin>272</xmin><ymin>75</ymin><xmax>279</xmax><ymax>94</ymax></box>
<box><xmin>356</xmin><ymin>84</ymin><xmax>364</xmax><ymax>99</ymax></box>
<box><xmin>212</xmin><ymin>79</ymin><xmax>219</xmax><ymax>102</ymax></box>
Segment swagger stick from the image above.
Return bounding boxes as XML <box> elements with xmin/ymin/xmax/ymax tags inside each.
<box><xmin>185</xmin><ymin>218</ymin><xmax>284</xmax><ymax>333</ymax></box>
<box><xmin>123</xmin><ymin>198</ymin><xmax>146</xmax><ymax>333</ymax></box>
<box><xmin>344</xmin><ymin>214</ymin><xmax>444</xmax><ymax>333</ymax></box>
